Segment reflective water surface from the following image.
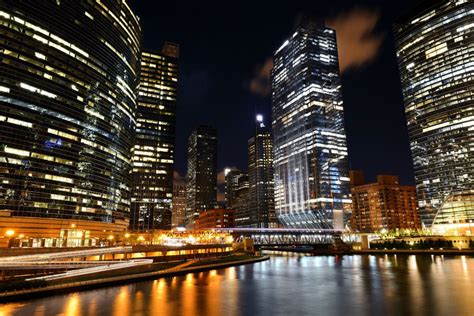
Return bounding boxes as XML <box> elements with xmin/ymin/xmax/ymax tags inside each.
<box><xmin>1</xmin><ymin>254</ymin><xmax>473</xmax><ymax>316</ymax></box>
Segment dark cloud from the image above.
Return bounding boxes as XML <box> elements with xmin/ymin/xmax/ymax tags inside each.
<box><xmin>326</xmin><ymin>8</ymin><xmax>384</xmax><ymax>72</ymax></box>
<box><xmin>249</xmin><ymin>57</ymin><xmax>273</xmax><ymax>97</ymax></box>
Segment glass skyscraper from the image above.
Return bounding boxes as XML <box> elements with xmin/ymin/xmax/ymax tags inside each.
<box><xmin>272</xmin><ymin>17</ymin><xmax>351</xmax><ymax>230</ymax></box>
<box><xmin>185</xmin><ymin>126</ymin><xmax>217</xmax><ymax>226</ymax></box>
<box><xmin>0</xmin><ymin>0</ymin><xmax>141</xmax><ymax>245</ymax></box>
<box><xmin>130</xmin><ymin>45</ymin><xmax>179</xmax><ymax>232</ymax></box>
<box><xmin>394</xmin><ymin>0</ymin><xmax>473</xmax><ymax>228</ymax></box>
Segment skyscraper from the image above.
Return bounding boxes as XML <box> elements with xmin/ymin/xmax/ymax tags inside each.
<box><xmin>172</xmin><ymin>184</ymin><xmax>186</xmax><ymax>227</ymax></box>
<box><xmin>185</xmin><ymin>126</ymin><xmax>217</xmax><ymax>225</ymax></box>
<box><xmin>394</xmin><ymin>0</ymin><xmax>473</xmax><ymax>228</ymax></box>
<box><xmin>272</xmin><ymin>17</ymin><xmax>352</xmax><ymax>230</ymax></box>
<box><xmin>225</xmin><ymin>169</ymin><xmax>250</xmax><ymax>227</ymax></box>
<box><xmin>0</xmin><ymin>0</ymin><xmax>141</xmax><ymax>246</ymax></box>
<box><xmin>130</xmin><ymin>44</ymin><xmax>179</xmax><ymax>232</ymax></box>
<box><xmin>248</xmin><ymin>115</ymin><xmax>278</xmax><ymax>228</ymax></box>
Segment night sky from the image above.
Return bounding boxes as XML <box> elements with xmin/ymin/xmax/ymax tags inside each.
<box><xmin>130</xmin><ymin>1</ymin><xmax>423</xmax><ymax>197</ymax></box>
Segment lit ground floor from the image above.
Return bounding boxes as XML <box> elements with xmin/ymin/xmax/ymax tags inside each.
<box><xmin>0</xmin><ymin>215</ymin><xmax>128</xmax><ymax>248</ymax></box>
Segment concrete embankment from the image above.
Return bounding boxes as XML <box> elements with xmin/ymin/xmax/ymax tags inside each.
<box><xmin>0</xmin><ymin>255</ymin><xmax>269</xmax><ymax>301</ymax></box>
<box><xmin>350</xmin><ymin>249</ymin><xmax>474</xmax><ymax>255</ymax></box>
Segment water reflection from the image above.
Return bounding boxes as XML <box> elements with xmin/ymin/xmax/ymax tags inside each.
<box><xmin>0</xmin><ymin>255</ymin><xmax>473</xmax><ymax>316</ymax></box>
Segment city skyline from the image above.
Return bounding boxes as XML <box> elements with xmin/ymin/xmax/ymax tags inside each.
<box><xmin>131</xmin><ymin>0</ymin><xmax>425</xmax><ymax>189</ymax></box>
<box><xmin>1</xmin><ymin>0</ymin><xmax>470</xmax><ymax>234</ymax></box>
<box><xmin>0</xmin><ymin>1</ymin><xmax>473</xmax><ymax>313</ymax></box>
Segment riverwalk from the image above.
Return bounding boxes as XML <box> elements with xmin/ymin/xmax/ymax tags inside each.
<box><xmin>0</xmin><ymin>255</ymin><xmax>269</xmax><ymax>301</ymax></box>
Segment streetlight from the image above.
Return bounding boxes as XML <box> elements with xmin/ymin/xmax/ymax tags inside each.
<box><xmin>5</xmin><ymin>230</ymin><xmax>15</xmax><ymax>248</ymax></box>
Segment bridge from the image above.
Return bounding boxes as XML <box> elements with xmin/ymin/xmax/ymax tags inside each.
<box><xmin>214</xmin><ymin>228</ymin><xmax>348</xmax><ymax>246</ymax></box>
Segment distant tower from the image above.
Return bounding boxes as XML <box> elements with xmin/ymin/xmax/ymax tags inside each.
<box><xmin>248</xmin><ymin>115</ymin><xmax>278</xmax><ymax>227</ymax></box>
<box><xmin>225</xmin><ymin>170</ymin><xmax>249</xmax><ymax>227</ymax></box>
<box><xmin>172</xmin><ymin>184</ymin><xmax>187</xmax><ymax>227</ymax></box>
<box><xmin>130</xmin><ymin>44</ymin><xmax>179</xmax><ymax>231</ymax></box>
<box><xmin>394</xmin><ymin>0</ymin><xmax>474</xmax><ymax>227</ymax></box>
<box><xmin>185</xmin><ymin>126</ymin><xmax>218</xmax><ymax>226</ymax></box>
<box><xmin>272</xmin><ymin>17</ymin><xmax>351</xmax><ymax>229</ymax></box>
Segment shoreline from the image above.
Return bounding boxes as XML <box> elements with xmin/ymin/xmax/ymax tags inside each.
<box><xmin>262</xmin><ymin>248</ymin><xmax>474</xmax><ymax>256</ymax></box>
<box><xmin>0</xmin><ymin>255</ymin><xmax>269</xmax><ymax>302</ymax></box>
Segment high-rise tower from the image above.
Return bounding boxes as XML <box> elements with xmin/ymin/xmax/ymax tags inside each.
<box><xmin>248</xmin><ymin>115</ymin><xmax>278</xmax><ymax>227</ymax></box>
<box><xmin>272</xmin><ymin>17</ymin><xmax>351</xmax><ymax>230</ymax></box>
<box><xmin>0</xmin><ymin>0</ymin><xmax>141</xmax><ymax>246</ymax></box>
<box><xmin>185</xmin><ymin>126</ymin><xmax>217</xmax><ymax>225</ymax></box>
<box><xmin>130</xmin><ymin>44</ymin><xmax>179</xmax><ymax>231</ymax></box>
<box><xmin>394</xmin><ymin>0</ymin><xmax>473</xmax><ymax>228</ymax></box>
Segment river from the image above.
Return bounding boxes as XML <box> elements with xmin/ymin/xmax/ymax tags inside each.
<box><xmin>1</xmin><ymin>254</ymin><xmax>473</xmax><ymax>315</ymax></box>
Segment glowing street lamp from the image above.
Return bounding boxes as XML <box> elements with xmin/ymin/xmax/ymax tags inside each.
<box><xmin>125</xmin><ymin>233</ymin><xmax>130</xmax><ymax>238</ymax></box>
<box><xmin>5</xmin><ymin>230</ymin><xmax>14</xmax><ymax>237</ymax></box>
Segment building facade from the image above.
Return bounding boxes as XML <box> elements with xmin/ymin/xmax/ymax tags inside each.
<box><xmin>185</xmin><ymin>126</ymin><xmax>217</xmax><ymax>226</ymax></box>
<box><xmin>172</xmin><ymin>184</ymin><xmax>186</xmax><ymax>227</ymax></box>
<box><xmin>225</xmin><ymin>170</ymin><xmax>249</xmax><ymax>227</ymax></box>
<box><xmin>272</xmin><ymin>17</ymin><xmax>352</xmax><ymax>230</ymax></box>
<box><xmin>225</xmin><ymin>169</ymin><xmax>245</xmax><ymax>208</ymax></box>
<box><xmin>130</xmin><ymin>45</ymin><xmax>179</xmax><ymax>232</ymax></box>
<box><xmin>0</xmin><ymin>0</ymin><xmax>141</xmax><ymax>246</ymax></box>
<box><xmin>247</xmin><ymin>116</ymin><xmax>278</xmax><ymax>227</ymax></box>
<box><xmin>431</xmin><ymin>191</ymin><xmax>474</xmax><ymax>236</ymax></box>
<box><xmin>394</xmin><ymin>0</ymin><xmax>473</xmax><ymax>227</ymax></box>
<box><xmin>195</xmin><ymin>208</ymin><xmax>235</xmax><ymax>230</ymax></box>
<box><xmin>350</xmin><ymin>171</ymin><xmax>421</xmax><ymax>232</ymax></box>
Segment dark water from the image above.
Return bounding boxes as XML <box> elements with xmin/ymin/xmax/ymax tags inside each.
<box><xmin>1</xmin><ymin>254</ymin><xmax>473</xmax><ymax>316</ymax></box>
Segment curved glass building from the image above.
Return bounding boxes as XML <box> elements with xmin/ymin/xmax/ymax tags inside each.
<box><xmin>394</xmin><ymin>0</ymin><xmax>473</xmax><ymax>228</ymax></box>
<box><xmin>0</xmin><ymin>0</ymin><xmax>141</xmax><ymax>246</ymax></box>
<box><xmin>272</xmin><ymin>17</ymin><xmax>351</xmax><ymax>230</ymax></box>
<box><xmin>432</xmin><ymin>192</ymin><xmax>474</xmax><ymax>236</ymax></box>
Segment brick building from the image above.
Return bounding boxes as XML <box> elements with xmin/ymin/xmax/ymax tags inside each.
<box><xmin>195</xmin><ymin>209</ymin><xmax>235</xmax><ymax>230</ymax></box>
<box><xmin>350</xmin><ymin>171</ymin><xmax>420</xmax><ymax>232</ymax></box>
